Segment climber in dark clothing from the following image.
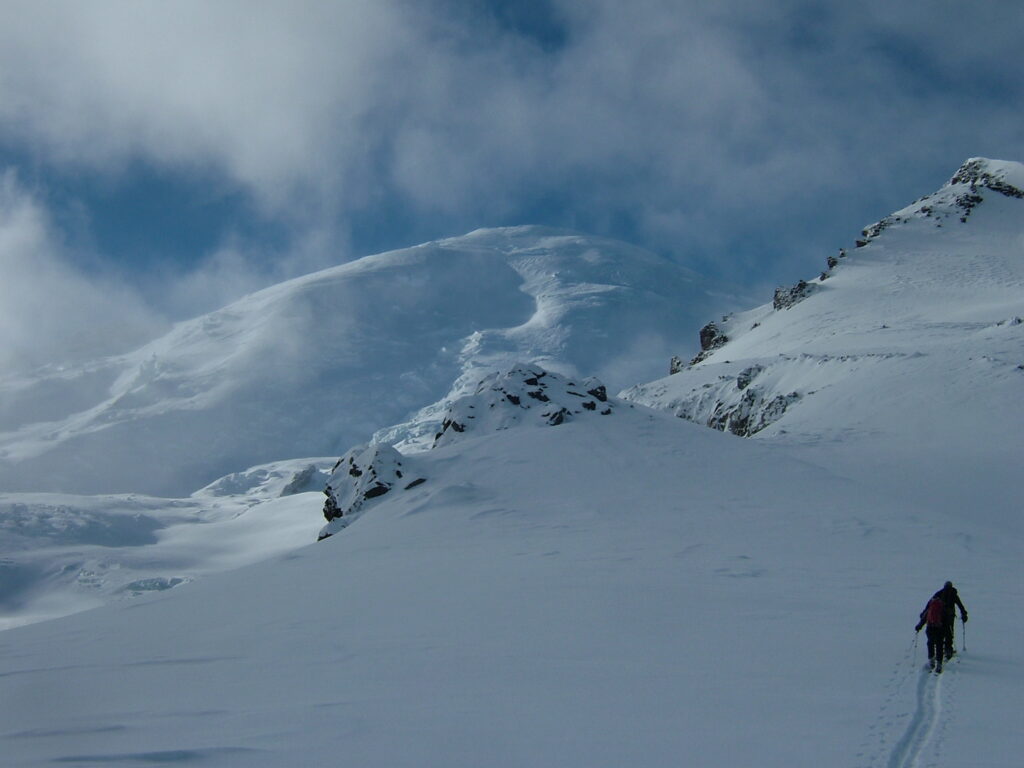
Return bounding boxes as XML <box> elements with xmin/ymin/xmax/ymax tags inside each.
<box><xmin>915</xmin><ymin>593</ymin><xmax>947</xmax><ymax>671</ymax></box>
<box><xmin>931</xmin><ymin>581</ymin><xmax>968</xmax><ymax>660</ymax></box>
<box><xmin>915</xmin><ymin>581</ymin><xmax>968</xmax><ymax>671</ymax></box>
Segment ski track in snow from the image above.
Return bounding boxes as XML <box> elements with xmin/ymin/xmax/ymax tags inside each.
<box><xmin>887</xmin><ymin>667</ymin><xmax>942</xmax><ymax>768</ymax></box>
<box><xmin>860</xmin><ymin>643</ymin><xmax>959</xmax><ymax>768</ymax></box>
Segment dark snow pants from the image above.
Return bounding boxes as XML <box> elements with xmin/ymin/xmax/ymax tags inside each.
<box><xmin>942</xmin><ymin>618</ymin><xmax>957</xmax><ymax>659</ymax></box>
<box><xmin>925</xmin><ymin>626</ymin><xmax>945</xmax><ymax>669</ymax></box>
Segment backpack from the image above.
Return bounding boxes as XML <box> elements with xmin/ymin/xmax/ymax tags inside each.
<box><xmin>925</xmin><ymin>597</ymin><xmax>945</xmax><ymax>627</ymax></box>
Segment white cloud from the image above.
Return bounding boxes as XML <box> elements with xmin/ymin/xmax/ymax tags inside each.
<box><xmin>153</xmin><ymin>221</ymin><xmax>352</xmax><ymax>321</ymax></box>
<box><xmin>0</xmin><ymin>1</ymin><xmax>412</xmax><ymax>211</ymax></box>
<box><xmin>0</xmin><ymin>0</ymin><xmax>1020</xmax><ymax>318</ymax></box>
<box><xmin>0</xmin><ymin>172</ymin><xmax>166</xmax><ymax>373</ymax></box>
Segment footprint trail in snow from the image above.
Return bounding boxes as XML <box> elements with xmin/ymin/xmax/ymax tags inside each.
<box><xmin>886</xmin><ymin>668</ymin><xmax>944</xmax><ymax>768</ymax></box>
<box><xmin>858</xmin><ymin>645</ymin><xmax>960</xmax><ymax>768</ymax></box>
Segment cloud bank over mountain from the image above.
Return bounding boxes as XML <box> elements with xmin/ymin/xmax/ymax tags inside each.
<box><xmin>0</xmin><ymin>1</ymin><xmax>1021</xmax><ymax>371</ymax></box>
<box><xmin>2</xmin><ymin>2</ymin><xmax>1018</xmax><ymax>221</ymax></box>
<box><xmin>0</xmin><ymin>227</ymin><xmax>726</xmax><ymax>496</ymax></box>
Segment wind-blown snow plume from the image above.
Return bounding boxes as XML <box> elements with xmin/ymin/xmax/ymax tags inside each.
<box><xmin>0</xmin><ymin>226</ymin><xmax>728</xmax><ymax>496</ymax></box>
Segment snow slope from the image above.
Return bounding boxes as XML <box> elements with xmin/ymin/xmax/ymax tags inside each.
<box><xmin>0</xmin><ymin>226</ymin><xmax>733</xmax><ymax>497</ymax></box>
<box><xmin>0</xmin><ymin>381</ymin><xmax>1019</xmax><ymax>767</ymax></box>
<box><xmin>623</xmin><ymin>158</ymin><xmax>1024</xmax><ymax>525</ymax></box>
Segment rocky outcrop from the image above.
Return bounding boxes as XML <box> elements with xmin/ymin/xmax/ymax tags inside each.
<box><xmin>433</xmin><ymin>364</ymin><xmax>613</xmax><ymax>447</ymax></box>
<box><xmin>773</xmin><ymin>280</ymin><xmax>816</xmax><ymax>311</ymax></box>
<box><xmin>318</xmin><ymin>444</ymin><xmax>425</xmax><ymax>540</ymax></box>
<box><xmin>950</xmin><ymin>158</ymin><xmax>1024</xmax><ymax>199</ymax></box>
<box><xmin>625</xmin><ymin>360</ymin><xmax>800</xmax><ymax>438</ymax></box>
<box><xmin>689</xmin><ymin>322</ymin><xmax>730</xmax><ymax>365</ymax></box>
<box><xmin>699</xmin><ymin>322</ymin><xmax>729</xmax><ymax>351</ymax></box>
<box><xmin>707</xmin><ymin>388</ymin><xmax>801</xmax><ymax>437</ymax></box>
<box><xmin>820</xmin><ymin>249</ymin><xmax>845</xmax><ymax>281</ymax></box>
<box><xmin>856</xmin><ymin>216</ymin><xmax>898</xmax><ymax>247</ymax></box>
<box><xmin>735</xmin><ymin>364</ymin><xmax>764</xmax><ymax>391</ymax></box>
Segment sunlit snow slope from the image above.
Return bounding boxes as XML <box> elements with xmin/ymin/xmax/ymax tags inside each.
<box><xmin>0</xmin><ymin>226</ymin><xmax>730</xmax><ymax>496</ymax></box>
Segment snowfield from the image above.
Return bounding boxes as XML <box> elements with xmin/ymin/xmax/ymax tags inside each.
<box><xmin>2</xmin><ymin>404</ymin><xmax>1019</xmax><ymax>767</ymax></box>
<box><xmin>0</xmin><ymin>458</ymin><xmax>333</xmax><ymax>630</ymax></box>
<box><xmin>1</xmin><ymin>159</ymin><xmax>1022</xmax><ymax>766</ymax></box>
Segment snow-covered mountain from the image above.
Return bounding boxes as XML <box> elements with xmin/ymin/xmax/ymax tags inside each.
<box><xmin>0</xmin><ymin>226</ymin><xmax>734</xmax><ymax>497</ymax></box>
<box><xmin>623</xmin><ymin>157</ymin><xmax>1024</xmax><ymax>523</ymax></box>
<box><xmin>1</xmin><ymin>161</ymin><xmax>1022</xmax><ymax>766</ymax></box>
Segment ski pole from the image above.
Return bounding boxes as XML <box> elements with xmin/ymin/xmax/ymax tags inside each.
<box><xmin>962</xmin><ymin>616</ymin><xmax>967</xmax><ymax>652</ymax></box>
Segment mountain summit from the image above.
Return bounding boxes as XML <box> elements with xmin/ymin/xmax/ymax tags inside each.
<box><xmin>0</xmin><ymin>227</ymin><xmax>732</xmax><ymax>496</ymax></box>
<box><xmin>855</xmin><ymin>157</ymin><xmax>1024</xmax><ymax>247</ymax></box>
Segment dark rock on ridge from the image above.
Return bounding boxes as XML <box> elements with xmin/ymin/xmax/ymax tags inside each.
<box><xmin>773</xmin><ymin>280</ymin><xmax>816</xmax><ymax>311</ymax></box>
<box><xmin>707</xmin><ymin>388</ymin><xmax>801</xmax><ymax>437</ymax></box>
<box><xmin>689</xmin><ymin>323</ymin><xmax>730</xmax><ymax>365</ymax></box>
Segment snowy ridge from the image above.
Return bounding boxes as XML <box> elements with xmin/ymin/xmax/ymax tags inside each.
<box><xmin>858</xmin><ymin>157</ymin><xmax>1024</xmax><ymax>246</ymax></box>
<box><xmin>622</xmin><ymin>159</ymin><xmax>1024</xmax><ymax>521</ymax></box>
<box><xmin>193</xmin><ymin>459</ymin><xmax>330</xmax><ymax>499</ymax></box>
<box><xmin>0</xmin><ymin>226</ymin><xmax>730</xmax><ymax>497</ymax></box>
